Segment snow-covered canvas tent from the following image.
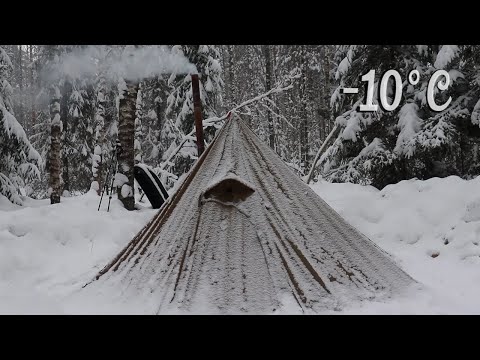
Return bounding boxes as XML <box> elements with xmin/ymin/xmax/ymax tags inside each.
<box><xmin>89</xmin><ymin>116</ymin><xmax>414</xmax><ymax>314</ymax></box>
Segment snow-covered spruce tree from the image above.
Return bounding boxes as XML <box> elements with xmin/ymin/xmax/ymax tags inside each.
<box><xmin>29</xmin><ymin>46</ymin><xmax>56</xmax><ymax>199</ymax></box>
<box><xmin>67</xmin><ymin>77</ymin><xmax>95</xmax><ymax>193</ymax></box>
<box><xmin>135</xmin><ymin>75</ymin><xmax>182</xmax><ymax>190</ymax></box>
<box><xmin>0</xmin><ymin>47</ymin><xmax>41</xmax><ymax>204</ymax></box>
<box><xmin>91</xmin><ymin>53</ymin><xmax>108</xmax><ymax>194</ymax></box>
<box><xmin>319</xmin><ymin>45</ymin><xmax>480</xmax><ymax>189</ymax></box>
<box><xmin>99</xmin><ymin>45</ymin><xmax>123</xmax><ymax>192</ymax></box>
<box><xmin>138</xmin><ymin>76</ymin><xmax>167</xmax><ymax>169</ymax></box>
<box><xmin>54</xmin><ymin>45</ymin><xmax>96</xmax><ymax>195</ymax></box>
<box><xmin>6</xmin><ymin>45</ymin><xmax>28</xmax><ymax>135</ymax></box>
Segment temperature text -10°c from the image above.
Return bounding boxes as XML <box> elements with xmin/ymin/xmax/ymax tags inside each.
<box><xmin>340</xmin><ymin>69</ymin><xmax>452</xmax><ymax>112</ymax></box>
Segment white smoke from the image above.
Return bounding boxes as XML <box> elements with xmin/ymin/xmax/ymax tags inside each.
<box><xmin>46</xmin><ymin>45</ymin><xmax>198</xmax><ymax>83</ymax></box>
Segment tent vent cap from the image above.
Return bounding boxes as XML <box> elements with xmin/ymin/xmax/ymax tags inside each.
<box><xmin>203</xmin><ymin>174</ymin><xmax>255</xmax><ymax>203</ymax></box>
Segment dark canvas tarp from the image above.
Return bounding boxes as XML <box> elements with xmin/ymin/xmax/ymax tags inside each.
<box><xmin>134</xmin><ymin>164</ymin><xmax>168</xmax><ymax>209</ymax></box>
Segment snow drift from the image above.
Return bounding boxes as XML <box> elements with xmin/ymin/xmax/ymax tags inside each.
<box><xmin>1</xmin><ymin>172</ymin><xmax>479</xmax><ymax>314</ymax></box>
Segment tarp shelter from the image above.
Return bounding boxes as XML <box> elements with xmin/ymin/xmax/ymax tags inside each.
<box><xmin>89</xmin><ymin>117</ymin><xmax>414</xmax><ymax>314</ymax></box>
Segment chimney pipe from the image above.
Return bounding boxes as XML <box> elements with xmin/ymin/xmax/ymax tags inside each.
<box><xmin>191</xmin><ymin>74</ymin><xmax>205</xmax><ymax>157</ymax></box>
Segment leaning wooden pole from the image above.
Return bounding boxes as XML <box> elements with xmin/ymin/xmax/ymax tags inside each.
<box><xmin>305</xmin><ymin>124</ymin><xmax>340</xmax><ymax>184</ymax></box>
<box><xmin>191</xmin><ymin>74</ymin><xmax>205</xmax><ymax>157</ymax></box>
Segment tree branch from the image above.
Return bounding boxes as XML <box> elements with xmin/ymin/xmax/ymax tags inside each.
<box><xmin>160</xmin><ymin>80</ymin><xmax>295</xmax><ymax>170</ymax></box>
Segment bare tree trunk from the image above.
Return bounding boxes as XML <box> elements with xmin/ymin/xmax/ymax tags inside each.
<box><xmin>300</xmin><ymin>45</ymin><xmax>310</xmax><ymax>172</ymax></box>
<box><xmin>322</xmin><ymin>46</ymin><xmax>332</xmax><ymax>138</ymax></box>
<box><xmin>318</xmin><ymin>47</ymin><xmax>327</xmax><ymax>142</ymax></box>
<box><xmin>116</xmin><ymin>79</ymin><xmax>138</xmax><ymax>211</ymax></box>
<box><xmin>228</xmin><ymin>45</ymin><xmax>236</xmax><ymax>107</ymax></box>
<box><xmin>49</xmin><ymin>85</ymin><xmax>62</xmax><ymax>204</ymax></box>
<box><xmin>61</xmin><ymin>80</ymin><xmax>72</xmax><ymax>195</ymax></box>
<box><xmin>264</xmin><ymin>45</ymin><xmax>275</xmax><ymax>150</ymax></box>
<box><xmin>155</xmin><ymin>83</ymin><xmax>164</xmax><ymax>148</ymax></box>
<box><xmin>29</xmin><ymin>45</ymin><xmax>36</xmax><ymax>133</ymax></box>
<box><xmin>18</xmin><ymin>46</ymin><xmax>25</xmax><ymax>130</ymax></box>
<box><xmin>18</xmin><ymin>46</ymin><xmax>23</xmax><ymax>90</ymax></box>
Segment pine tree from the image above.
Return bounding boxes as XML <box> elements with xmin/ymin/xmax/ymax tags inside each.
<box><xmin>91</xmin><ymin>52</ymin><xmax>108</xmax><ymax>194</ymax></box>
<box><xmin>44</xmin><ymin>45</ymin><xmax>63</xmax><ymax>204</ymax></box>
<box><xmin>0</xmin><ymin>47</ymin><xmax>41</xmax><ymax>204</ymax></box>
<box><xmin>163</xmin><ymin>45</ymin><xmax>223</xmax><ymax>176</ymax></box>
<box><xmin>320</xmin><ymin>45</ymin><xmax>480</xmax><ymax>188</ymax></box>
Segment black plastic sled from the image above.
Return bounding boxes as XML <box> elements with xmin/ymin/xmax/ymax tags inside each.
<box><xmin>134</xmin><ymin>164</ymin><xmax>169</xmax><ymax>209</ymax></box>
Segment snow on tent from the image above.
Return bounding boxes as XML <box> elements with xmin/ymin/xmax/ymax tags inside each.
<box><xmin>86</xmin><ymin>116</ymin><xmax>414</xmax><ymax>314</ymax></box>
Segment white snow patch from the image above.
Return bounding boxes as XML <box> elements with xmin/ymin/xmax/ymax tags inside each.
<box><xmin>0</xmin><ymin>191</ymin><xmax>155</xmax><ymax>314</ymax></box>
<box><xmin>341</xmin><ymin>114</ymin><xmax>362</xmax><ymax>141</ymax></box>
<box><xmin>90</xmin><ymin>181</ymin><xmax>99</xmax><ymax>192</ymax></box>
<box><xmin>394</xmin><ymin>103</ymin><xmax>423</xmax><ymax>157</ymax></box>
<box><xmin>121</xmin><ymin>184</ymin><xmax>132</xmax><ymax>198</ymax></box>
<box><xmin>434</xmin><ymin>45</ymin><xmax>459</xmax><ymax>69</ymax></box>
<box><xmin>113</xmin><ymin>173</ymin><xmax>129</xmax><ymax>188</ymax></box>
<box><xmin>471</xmin><ymin>98</ymin><xmax>480</xmax><ymax>126</ymax></box>
<box><xmin>1</xmin><ymin>176</ymin><xmax>479</xmax><ymax>314</ymax></box>
<box><xmin>336</xmin><ymin>57</ymin><xmax>350</xmax><ymax>80</ymax></box>
<box><xmin>311</xmin><ymin>175</ymin><xmax>480</xmax><ymax>314</ymax></box>
<box><xmin>448</xmin><ymin>69</ymin><xmax>464</xmax><ymax>83</ymax></box>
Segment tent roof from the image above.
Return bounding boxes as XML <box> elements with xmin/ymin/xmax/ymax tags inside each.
<box><xmin>92</xmin><ymin>117</ymin><xmax>413</xmax><ymax>314</ymax></box>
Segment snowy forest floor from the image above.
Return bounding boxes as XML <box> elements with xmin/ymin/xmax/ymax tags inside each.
<box><xmin>1</xmin><ymin>175</ymin><xmax>479</xmax><ymax>314</ymax></box>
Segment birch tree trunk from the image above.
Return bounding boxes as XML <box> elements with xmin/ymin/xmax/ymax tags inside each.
<box><xmin>116</xmin><ymin>79</ymin><xmax>138</xmax><ymax>211</ymax></box>
<box><xmin>49</xmin><ymin>85</ymin><xmax>62</xmax><ymax>204</ymax></box>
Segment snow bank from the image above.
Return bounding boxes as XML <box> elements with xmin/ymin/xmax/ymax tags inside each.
<box><xmin>311</xmin><ymin>175</ymin><xmax>480</xmax><ymax>314</ymax></box>
<box><xmin>0</xmin><ymin>190</ymin><xmax>156</xmax><ymax>314</ymax></box>
<box><xmin>1</xmin><ymin>175</ymin><xmax>479</xmax><ymax>314</ymax></box>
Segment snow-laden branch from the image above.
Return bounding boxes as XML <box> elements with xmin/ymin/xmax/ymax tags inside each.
<box><xmin>259</xmin><ymin>101</ymin><xmax>293</xmax><ymax>128</ymax></box>
<box><xmin>159</xmin><ymin>80</ymin><xmax>295</xmax><ymax>171</ymax></box>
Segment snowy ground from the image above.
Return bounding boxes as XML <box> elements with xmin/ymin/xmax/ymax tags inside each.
<box><xmin>1</xmin><ymin>175</ymin><xmax>479</xmax><ymax>314</ymax></box>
